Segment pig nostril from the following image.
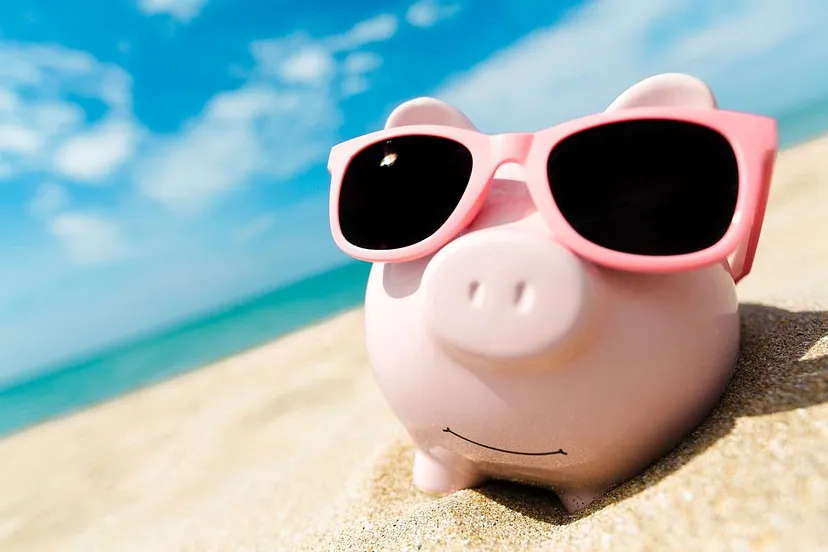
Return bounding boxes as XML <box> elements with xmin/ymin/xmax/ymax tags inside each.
<box><xmin>468</xmin><ymin>281</ymin><xmax>485</xmax><ymax>308</ymax></box>
<box><xmin>513</xmin><ymin>281</ymin><xmax>536</xmax><ymax>313</ymax></box>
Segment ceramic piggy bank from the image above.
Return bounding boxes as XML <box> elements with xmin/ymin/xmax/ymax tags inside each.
<box><xmin>327</xmin><ymin>73</ymin><xmax>778</xmax><ymax>512</ymax></box>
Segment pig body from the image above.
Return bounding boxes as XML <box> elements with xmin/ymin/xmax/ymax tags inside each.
<box><xmin>365</xmin><ymin>184</ymin><xmax>740</xmax><ymax>512</ymax></box>
<box><xmin>360</xmin><ymin>74</ymin><xmax>744</xmax><ymax>513</ymax></box>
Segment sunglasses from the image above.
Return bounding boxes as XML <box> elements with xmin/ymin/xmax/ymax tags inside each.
<box><xmin>328</xmin><ymin>107</ymin><xmax>777</xmax><ymax>283</ymax></box>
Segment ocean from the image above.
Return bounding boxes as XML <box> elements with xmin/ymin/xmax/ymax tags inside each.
<box><xmin>777</xmin><ymin>95</ymin><xmax>828</xmax><ymax>149</ymax></box>
<box><xmin>1</xmin><ymin>98</ymin><xmax>826</xmax><ymax>439</ymax></box>
<box><xmin>0</xmin><ymin>261</ymin><xmax>372</xmax><ymax>438</ymax></box>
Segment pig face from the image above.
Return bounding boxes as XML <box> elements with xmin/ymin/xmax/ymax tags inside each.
<box><xmin>341</xmin><ymin>73</ymin><xmax>760</xmax><ymax>512</ymax></box>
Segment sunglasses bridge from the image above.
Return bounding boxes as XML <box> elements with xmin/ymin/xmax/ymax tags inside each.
<box><xmin>490</xmin><ymin>132</ymin><xmax>536</xmax><ymax>167</ymax></box>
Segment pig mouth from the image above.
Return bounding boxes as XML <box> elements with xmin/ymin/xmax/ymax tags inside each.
<box><xmin>442</xmin><ymin>427</ymin><xmax>568</xmax><ymax>456</ymax></box>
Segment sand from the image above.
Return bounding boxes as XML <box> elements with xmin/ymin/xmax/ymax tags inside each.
<box><xmin>1</xmin><ymin>137</ymin><xmax>827</xmax><ymax>552</ymax></box>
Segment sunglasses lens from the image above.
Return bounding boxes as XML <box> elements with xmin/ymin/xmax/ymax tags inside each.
<box><xmin>338</xmin><ymin>135</ymin><xmax>473</xmax><ymax>250</ymax></box>
<box><xmin>547</xmin><ymin>119</ymin><xmax>738</xmax><ymax>256</ymax></box>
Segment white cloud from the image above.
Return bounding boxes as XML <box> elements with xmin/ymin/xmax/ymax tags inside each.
<box><xmin>0</xmin><ymin>41</ymin><xmax>138</xmax><ymax>179</ymax></box>
<box><xmin>279</xmin><ymin>46</ymin><xmax>336</xmax><ymax>85</ymax></box>
<box><xmin>137</xmin><ymin>0</ymin><xmax>209</xmax><ymax>22</ymax></box>
<box><xmin>0</xmin><ymin>40</ymin><xmax>142</xmax><ymax>282</ymax></box>
<box><xmin>435</xmin><ymin>0</ymin><xmax>828</xmax><ymax>133</ymax></box>
<box><xmin>326</xmin><ymin>14</ymin><xmax>399</xmax><ymax>51</ymax></box>
<box><xmin>50</xmin><ymin>212</ymin><xmax>126</xmax><ymax>265</ymax></box>
<box><xmin>137</xmin><ymin>13</ymin><xmax>401</xmax><ymax>213</ymax></box>
<box><xmin>235</xmin><ymin>214</ymin><xmax>276</xmax><ymax>244</ymax></box>
<box><xmin>0</xmin><ymin>43</ymin><xmax>132</xmax><ymax>110</ymax></box>
<box><xmin>53</xmin><ymin>118</ymin><xmax>140</xmax><ymax>182</ymax></box>
<box><xmin>251</xmin><ymin>35</ymin><xmax>338</xmax><ymax>85</ymax></box>
<box><xmin>136</xmin><ymin>83</ymin><xmax>339</xmax><ymax>213</ymax></box>
<box><xmin>340</xmin><ymin>52</ymin><xmax>383</xmax><ymax>97</ymax></box>
<box><xmin>28</xmin><ymin>182</ymin><xmax>68</xmax><ymax>217</ymax></box>
<box><xmin>251</xmin><ymin>13</ymin><xmax>396</xmax><ymax>82</ymax></box>
<box><xmin>342</xmin><ymin>75</ymin><xmax>370</xmax><ymax>97</ymax></box>
<box><xmin>343</xmin><ymin>51</ymin><xmax>383</xmax><ymax>75</ymax></box>
<box><xmin>405</xmin><ymin>0</ymin><xmax>461</xmax><ymax>28</ymax></box>
<box><xmin>0</xmin><ymin>123</ymin><xmax>42</xmax><ymax>154</ymax></box>
<box><xmin>0</xmin><ymin>88</ymin><xmax>17</xmax><ymax>111</ymax></box>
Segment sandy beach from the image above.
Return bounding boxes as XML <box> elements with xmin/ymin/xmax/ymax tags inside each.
<box><xmin>1</xmin><ymin>135</ymin><xmax>827</xmax><ymax>552</ymax></box>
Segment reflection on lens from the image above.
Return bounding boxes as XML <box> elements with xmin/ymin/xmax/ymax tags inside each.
<box><xmin>380</xmin><ymin>153</ymin><xmax>398</xmax><ymax>167</ymax></box>
<box><xmin>338</xmin><ymin>135</ymin><xmax>473</xmax><ymax>250</ymax></box>
<box><xmin>547</xmin><ymin>119</ymin><xmax>738</xmax><ymax>256</ymax></box>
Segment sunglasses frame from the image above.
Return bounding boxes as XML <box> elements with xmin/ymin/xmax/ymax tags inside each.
<box><xmin>328</xmin><ymin>107</ymin><xmax>778</xmax><ymax>283</ymax></box>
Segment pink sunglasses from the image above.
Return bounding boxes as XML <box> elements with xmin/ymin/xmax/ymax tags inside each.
<box><xmin>328</xmin><ymin>107</ymin><xmax>777</xmax><ymax>283</ymax></box>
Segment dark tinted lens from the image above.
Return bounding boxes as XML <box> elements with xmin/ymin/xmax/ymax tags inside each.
<box><xmin>547</xmin><ymin>119</ymin><xmax>738</xmax><ymax>256</ymax></box>
<box><xmin>338</xmin><ymin>135</ymin><xmax>473</xmax><ymax>250</ymax></box>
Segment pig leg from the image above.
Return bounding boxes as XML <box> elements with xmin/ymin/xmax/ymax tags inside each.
<box><xmin>557</xmin><ymin>488</ymin><xmax>606</xmax><ymax>513</ymax></box>
<box><xmin>413</xmin><ymin>448</ymin><xmax>483</xmax><ymax>496</ymax></box>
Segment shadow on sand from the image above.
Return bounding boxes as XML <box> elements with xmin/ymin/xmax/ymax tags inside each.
<box><xmin>477</xmin><ymin>303</ymin><xmax>828</xmax><ymax>523</ymax></box>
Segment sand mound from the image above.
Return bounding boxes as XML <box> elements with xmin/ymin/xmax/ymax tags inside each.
<box><xmin>306</xmin><ymin>304</ymin><xmax>828</xmax><ymax>552</ymax></box>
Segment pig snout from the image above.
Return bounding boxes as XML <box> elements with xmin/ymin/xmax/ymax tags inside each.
<box><xmin>422</xmin><ymin>231</ymin><xmax>599</xmax><ymax>363</ymax></box>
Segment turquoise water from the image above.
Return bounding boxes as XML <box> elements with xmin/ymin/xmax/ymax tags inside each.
<box><xmin>777</xmin><ymin>96</ymin><xmax>828</xmax><ymax>148</ymax></box>
<box><xmin>0</xmin><ymin>261</ymin><xmax>371</xmax><ymax>438</ymax></box>
<box><xmin>1</xmin><ymin>97</ymin><xmax>827</xmax><ymax>439</ymax></box>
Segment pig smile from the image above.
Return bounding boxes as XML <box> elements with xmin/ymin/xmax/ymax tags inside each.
<box><xmin>442</xmin><ymin>427</ymin><xmax>568</xmax><ymax>456</ymax></box>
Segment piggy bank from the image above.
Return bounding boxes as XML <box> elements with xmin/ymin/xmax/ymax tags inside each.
<box><xmin>328</xmin><ymin>73</ymin><xmax>777</xmax><ymax>512</ymax></box>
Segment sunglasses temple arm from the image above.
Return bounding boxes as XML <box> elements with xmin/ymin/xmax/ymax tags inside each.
<box><xmin>730</xmin><ymin>195</ymin><xmax>771</xmax><ymax>284</ymax></box>
<box><xmin>729</xmin><ymin>238</ymin><xmax>756</xmax><ymax>284</ymax></box>
<box><xmin>732</xmin><ymin>148</ymin><xmax>777</xmax><ymax>284</ymax></box>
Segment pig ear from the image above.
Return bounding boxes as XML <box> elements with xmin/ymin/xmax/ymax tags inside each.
<box><xmin>606</xmin><ymin>73</ymin><xmax>718</xmax><ymax>112</ymax></box>
<box><xmin>384</xmin><ymin>97</ymin><xmax>478</xmax><ymax>130</ymax></box>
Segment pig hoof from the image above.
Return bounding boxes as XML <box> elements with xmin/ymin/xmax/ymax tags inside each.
<box><xmin>413</xmin><ymin>449</ymin><xmax>482</xmax><ymax>496</ymax></box>
<box><xmin>558</xmin><ymin>489</ymin><xmax>605</xmax><ymax>513</ymax></box>
<box><xmin>417</xmin><ymin>487</ymin><xmax>449</xmax><ymax>498</ymax></box>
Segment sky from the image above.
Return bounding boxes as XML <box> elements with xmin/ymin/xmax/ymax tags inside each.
<box><xmin>1</xmin><ymin>0</ymin><xmax>828</xmax><ymax>384</ymax></box>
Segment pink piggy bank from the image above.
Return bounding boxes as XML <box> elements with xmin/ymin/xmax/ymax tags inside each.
<box><xmin>327</xmin><ymin>73</ymin><xmax>778</xmax><ymax>512</ymax></box>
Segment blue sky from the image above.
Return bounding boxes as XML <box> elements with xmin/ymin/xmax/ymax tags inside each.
<box><xmin>1</xmin><ymin>0</ymin><xmax>828</xmax><ymax>384</ymax></box>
